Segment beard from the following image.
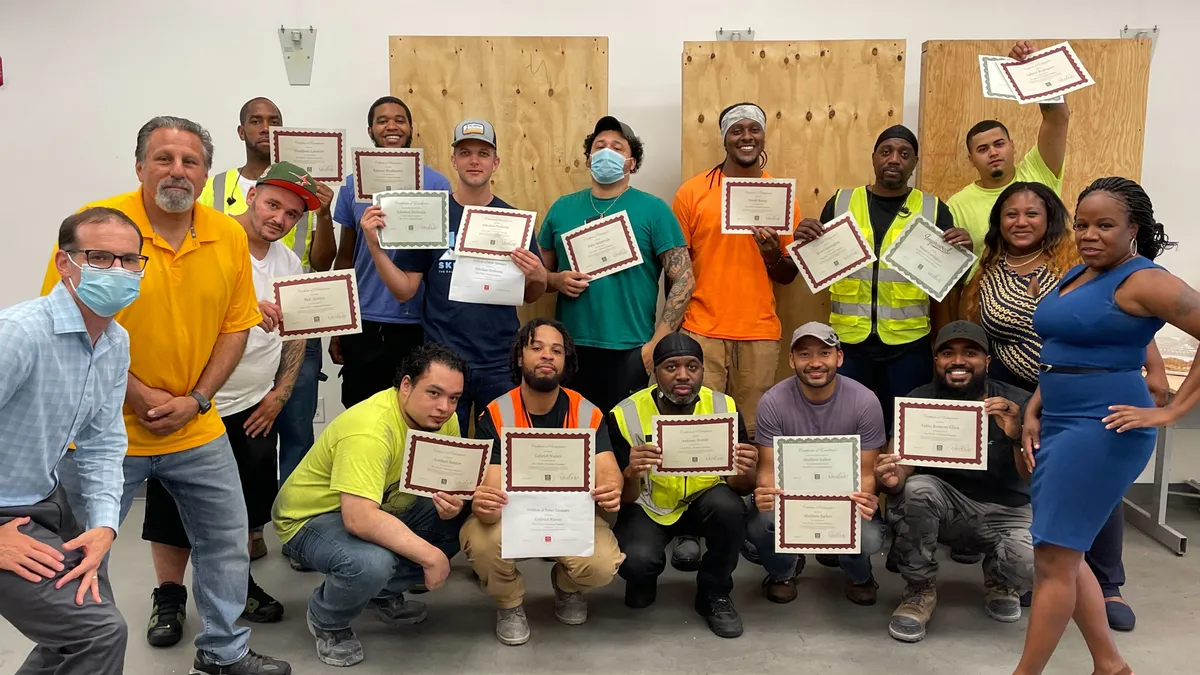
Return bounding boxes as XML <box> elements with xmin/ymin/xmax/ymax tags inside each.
<box><xmin>932</xmin><ymin>368</ymin><xmax>987</xmax><ymax>400</ymax></box>
<box><xmin>989</xmin><ymin>168</ymin><xmax>1004</xmax><ymax>179</ymax></box>
<box><xmin>522</xmin><ymin>367</ymin><xmax>561</xmax><ymax>393</ymax></box>
<box><xmin>155</xmin><ymin>178</ymin><xmax>195</xmax><ymax>213</ymax></box>
<box><xmin>797</xmin><ymin>366</ymin><xmax>836</xmax><ymax>389</ymax></box>
<box><xmin>658</xmin><ymin>387</ymin><xmax>699</xmax><ymax>407</ymax></box>
<box><xmin>728</xmin><ymin>151</ymin><xmax>760</xmax><ymax>168</ymax></box>
<box><xmin>247</xmin><ymin>139</ymin><xmax>271</xmax><ymax>162</ymax></box>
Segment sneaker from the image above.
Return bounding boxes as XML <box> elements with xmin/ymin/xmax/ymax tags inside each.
<box><xmin>495</xmin><ymin>605</ymin><xmax>531</xmax><ymax>646</ymax></box>
<box><xmin>694</xmin><ymin>593</ymin><xmax>743</xmax><ymax>638</ymax></box>
<box><xmin>889</xmin><ymin>582</ymin><xmax>937</xmax><ymax>643</ymax></box>
<box><xmin>147</xmin><ymin>582</ymin><xmax>187</xmax><ymax>648</ymax></box>
<box><xmin>551</xmin><ymin>563</ymin><xmax>588</xmax><ymax>625</ymax></box>
<box><xmin>250</xmin><ymin>530</ymin><xmax>267</xmax><ymax>561</ymax></box>
<box><xmin>984</xmin><ymin>587</ymin><xmax>1021</xmax><ymax>623</ymax></box>
<box><xmin>761</xmin><ymin>575</ymin><xmax>798</xmax><ymax>604</ymax></box>
<box><xmin>189</xmin><ymin>649</ymin><xmax>291</xmax><ymax>674</ymax></box>
<box><xmin>671</xmin><ymin>535</ymin><xmax>702</xmax><ymax>572</ymax></box>
<box><xmin>950</xmin><ymin>548</ymin><xmax>984</xmax><ymax>565</ymax></box>
<box><xmin>814</xmin><ymin>554</ymin><xmax>840</xmax><ymax>568</ymax></box>
<box><xmin>624</xmin><ymin>580</ymin><xmax>657</xmax><ymax>609</ymax></box>
<box><xmin>242</xmin><ymin>574</ymin><xmax>284</xmax><ymax>623</ymax></box>
<box><xmin>845</xmin><ymin>574</ymin><xmax>879</xmax><ymax>606</ymax></box>
<box><xmin>1105</xmin><ymin>597</ymin><xmax>1136</xmax><ymax>632</ymax></box>
<box><xmin>369</xmin><ymin>594</ymin><xmax>427</xmax><ymax>625</ymax></box>
<box><xmin>306</xmin><ymin>612</ymin><xmax>363</xmax><ymax>668</ymax></box>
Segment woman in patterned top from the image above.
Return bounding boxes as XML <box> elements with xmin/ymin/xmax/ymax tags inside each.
<box><xmin>962</xmin><ymin>181</ymin><xmax>1169</xmax><ymax>631</ymax></box>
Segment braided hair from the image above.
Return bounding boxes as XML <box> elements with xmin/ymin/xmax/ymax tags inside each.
<box><xmin>1077</xmin><ymin>177</ymin><xmax>1177</xmax><ymax>261</ymax></box>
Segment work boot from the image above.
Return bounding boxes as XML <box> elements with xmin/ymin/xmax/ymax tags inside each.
<box><xmin>147</xmin><ymin>582</ymin><xmax>187</xmax><ymax>647</ymax></box>
<box><xmin>369</xmin><ymin>593</ymin><xmax>427</xmax><ymax>625</ymax></box>
<box><xmin>306</xmin><ymin>612</ymin><xmax>363</xmax><ymax>668</ymax></box>
<box><xmin>249</xmin><ymin>530</ymin><xmax>267</xmax><ymax>561</ymax></box>
<box><xmin>694</xmin><ymin>593</ymin><xmax>743</xmax><ymax>638</ymax></box>
<box><xmin>190</xmin><ymin>649</ymin><xmax>291</xmax><ymax>674</ymax></box>
<box><xmin>889</xmin><ymin>582</ymin><xmax>937</xmax><ymax>643</ymax></box>
<box><xmin>845</xmin><ymin>574</ymin><xmax>879</xmax><ymax>606</ymax></box>
<box><xmin>984</xmin><ymin>585</ymin><xmax>1021</xmax><ymax>623</ymax></box>
<box><xmin>495</xmin><ymin>605</ymin><xmax>531</xmax><ymax>646</ymax></box>
<box><xmin>551</xmin><ymin>563</ymin><xmax>588</xmax><ymax>625</ymax></box>
<box><xmin>761</xmin><ymin>574</ymin><xmax>798</xmax><ymax>604</ymax></box>
<box><xmin>241</xmin><ymin>573</ymin><xmax>284</xmax><ymax>623</ymax></box>
<box><xmin>671</xmin><ymin>535</ymin><xmax>702</xmax><ymax>571</ymax></box>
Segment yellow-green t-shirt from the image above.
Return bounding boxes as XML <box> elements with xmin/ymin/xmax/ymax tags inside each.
<box><xmin>271</xmin><ymin>388</ymin><xmax>461</xmax><ymax>543</ymax></box>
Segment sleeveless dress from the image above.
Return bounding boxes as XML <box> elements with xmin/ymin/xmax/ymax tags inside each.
<box><xmin>1030</xmin><ymin>257</ymin><xmax>1163</xmax><ymax>550</ymax></box>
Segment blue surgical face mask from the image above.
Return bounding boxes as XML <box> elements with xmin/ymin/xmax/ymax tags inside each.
<box><xmin>69</xmin><ymin>261</ymin><xmax>142</xmax><ymax>318</ymax></box>
<box><xmin>589</xmin><ymin>148</ymin><xmax>629</xmax><ymax>185</ymax></box>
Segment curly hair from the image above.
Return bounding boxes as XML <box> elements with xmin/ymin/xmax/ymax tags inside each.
<box><xmin>392</xmin><ymin>342</ymin><xmax>468</xmax><ymax>389</ymax></box>
<box><xmin>509</xmin><ymin>318</ymin><xmax>578</xmax><ymax>386</ymax></box>
<box><xmin>1077</xmin><ymin>177</ymin><xmax>1177</xmax><ymax>261</ymax></box>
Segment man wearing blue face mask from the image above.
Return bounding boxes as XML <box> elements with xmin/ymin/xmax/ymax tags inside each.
<box><xmin>0</xmin><ymin>207</ymin><xmax>144</xmax><ymax>675</ymax></box>
<box><xmin>537</xmin><ymin>116</ymin><xmax>696</xmax><ymax>416</ymax></box>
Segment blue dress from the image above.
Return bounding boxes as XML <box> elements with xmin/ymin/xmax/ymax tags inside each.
<box><xmin>1030</xmin><ymin>257</ymin><xmax>1163</xmax><ymax>550</ymax></box>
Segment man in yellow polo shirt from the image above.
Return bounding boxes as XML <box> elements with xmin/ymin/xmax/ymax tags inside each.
<box><xmin>44</xmin><ymin>116</ymin><xmax>290</xmax><ymax>675</ymax></box>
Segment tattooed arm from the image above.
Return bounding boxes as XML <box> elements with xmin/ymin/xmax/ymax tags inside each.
<box><xmin>243</xmin><ymin>339</ymin><xmax>306</xmax><ymax>438</ymax></box>
<box><xmin>639</xmin><ymin>246</ymin><xmax>696</xmax><ymax>373</ymax></box>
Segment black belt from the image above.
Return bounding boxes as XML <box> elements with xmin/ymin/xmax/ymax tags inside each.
<box><xmin>1038</xmin><ymin>364</ymin><xmax>1129</xmax><ymax>375</ymax></box>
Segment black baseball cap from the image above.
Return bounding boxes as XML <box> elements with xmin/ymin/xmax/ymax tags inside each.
<box><xmin>592</xmin><ymin>115</ymin><xmax>636</xmax><ymax>141</ymax></box>
<box><xmin>934</xmin><ymin>320</ymin><xmax>989</xmax><ymax>352</ymax></box>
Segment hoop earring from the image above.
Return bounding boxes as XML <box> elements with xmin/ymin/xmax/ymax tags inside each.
<box><xmin>1130</xmin><ymin>237</ymin><xmax>1138</xmax><ymax>257</ymax></box>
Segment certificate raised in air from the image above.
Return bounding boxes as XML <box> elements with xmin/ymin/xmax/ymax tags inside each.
<box><xmin>652</xmin><ymin>413</ymin><xmax>737</xmax><ymax>476</ymax></box>
<box><xmin>978</xmin><ymin>55</ymin><xmax>1064</xmax><ymax>104</ymax></box>
<box><xmin>269</xmin><ymin>127</ymin><xmax>346</xmax><ymax>183</ymax></box>
<box><xmin>880</xmin><ymin>216</ymin><xmax>977</xmax><ymax>302</ymax></box>
<box><xmin>272</xmin><ymin>271</ymin><xmax>362</xmax><ymax>340</ymax></box>
<box><xmin>455</xmin><ymin>207</ymin><xmax>537</xmax><ymax>259</ymax></box>
<box><xmin>775</xmin><ymin>494</ymin><xmax>860</xmax><ymax>554</ymax></box>
<box><xmin>998</xmin><ymin>41</ymin><xmax>1094</xmax><ymax>104</ymax></box>
<box><xmin>786</xmin><ymin>214</ymin><xmax>876</xmax><ymax>293</ymax></box>
<box><xmin>351</xmin><ymin>147</ymin><xmax>423</xmax><ymax>203</ymax></box>
<box><xmin>894</xmin><ymin>397</ymin><xmax>987</xmax><ymax>470</ymax></box>
<box><xmin>721</xmin><ymin>177</ymin><xmax>795</xmax><ymax>233</ymax></box>
<box><xmin>500</xmin><ymin>428</ymin><xmax>595</xmax><ymax>492</ymax></box>
<box><xmin>398</xmin><ymin>431</ymin><xmax>490</xmax><ymax>498</ymax></box>
<box><xmin>373</xmin><ymin>190</ymin><xmax>450</xmax><ymax>250</ymax></box>
<box><xmin>773</xmin><ymin>435</ymin><xmax>861</xmax><ymax>496</ymax></box>
<box><xmin>561</xmin><ymin>211</ymin><xmax>643</xmax><ymax>281</ymax></box>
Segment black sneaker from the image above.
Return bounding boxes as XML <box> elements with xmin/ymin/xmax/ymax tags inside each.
<box><xmin>147</xmin><ymin>582</ymin><xmax>187</xmax><ymax>647</ymax></box>
<box><xmin>189</xmin><ymin>649</ymin><xmax>291</xmax><ymax>674</ymax></box>
<box><xmin>241</xmin><ymin>574</ymin><xmax>284</xmax><ymax>623</ymax></box>
<box><xmin>694</xmin><ymin>593</ymin><xmax>743</xmax><ymax>638</ymax></box>
<box><xmin>624</xmin><ymin>580</ymin><xmax>657</xmax><ymax>609</ymax></box>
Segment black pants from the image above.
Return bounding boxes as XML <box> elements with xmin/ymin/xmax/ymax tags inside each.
<box><xmin>339</xmin><ymin>320</ymin><xmax>424</xmax><ymax>408</ymax></box>
<box><xmin>614</xmin><ymin>483</ymin><xmax>746</xmax><ymax>597</ymax></box>
<box><xmin>143</xmin><ymin>408</ymin><xmax>278</xmax><ymax>547</ymax></box>
<box><xmin>571</xmin><ymin>345</ymin><xmax>649</xmax><ymax>416</ymax></box>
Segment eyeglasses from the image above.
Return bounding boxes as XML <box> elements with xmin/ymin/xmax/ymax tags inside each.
<box><xmin>65</xmin><ymin>249</ymin><xmax>149</xmax><ymax>272</ymax></box>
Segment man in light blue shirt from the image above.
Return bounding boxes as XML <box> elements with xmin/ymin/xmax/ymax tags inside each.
<box><xmin>0</xmin><ymin>207</ymin><xmax>143</xmax><ymax>675</ymax></box>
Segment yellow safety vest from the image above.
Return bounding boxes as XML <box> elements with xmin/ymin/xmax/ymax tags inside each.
<box><xmin>828</xmin><ymin>186</ymin><xmax>939</xmax><ymax>346</ymax></box>
<box><xmin>611</xmin><ymin>386</ymin><xmax>735</xmax><ymax>526</ymax></box>
<box><xmin>199</xmin><ymin>168</ymin><xmax>314</xmax><ymax>270</ymax></box>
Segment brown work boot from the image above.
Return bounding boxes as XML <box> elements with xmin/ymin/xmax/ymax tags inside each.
<box><xmin>889</xmin><ymin>582</ymin><xmax>937</xmax><ymax>643</ymax></box>
<box><xmin>761</xmin><ymin>575</ymin><xmax>797</xmax><ymax>604</ymax></box>
<box><xmin>845</xmin><ymin>574</ymin><xmax>879</xmax><ymax>606</ymax></box>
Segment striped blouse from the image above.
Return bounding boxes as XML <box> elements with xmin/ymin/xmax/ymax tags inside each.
<box><xmin>978</xmin><ymin>263</ymin><xmax>1061</xmax><ymax>384</ymax></box>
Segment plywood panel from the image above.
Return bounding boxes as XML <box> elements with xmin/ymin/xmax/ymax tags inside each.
<box><xmin>918</xmin><ymin>39</ymin><xmax>1151</xmax><ymax>210</ymax></box>
<box><xmin>681</xmin><ymin>40</ymin><xmax>906</xmax><ymax>381</ymax></box>
<box><xmin>389</xmin><ymin>36</ymin><xmax>609</xmax><ymax>322</ymax></box>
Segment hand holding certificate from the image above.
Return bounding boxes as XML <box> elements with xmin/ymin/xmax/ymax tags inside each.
<box><xmin>500</xmin><ymin>428</ymin><xmax>597</xmax><ymax>559</ymax></box>
<box><xmin>998</xmin><ymin>41</ymin><xmax>1094</xmax><ymax>104</ymax></box>
<box><xmin>269</xmin><ymin>127</ymin><xmax>346</xmax><ymax>183</ymax></box>
<box><xmin>880</xmin><ymin>216</ymin><xmax>977</xmax><ymax>302</ymax></box>
<box><xmin>372</xmin><ymin>190</ymin><xmax>450</xmax><ymax>250</ymax></box>
<box><xmin>272</xmin><ymin>271</ymin><xmax>362</xmax><ymax>340</ymax></box>
<box><xmin>721</xmin><ymin>177</ymin><xmax>796</xmax><ymax>233</ymax></box>
<box><xmin>894</xmin><ymin>397</ymin><xmax>987</xmax><ymax>470</ymax></box>
<box><xmin>454</xmin><ymin>207</ymin><xmax>537</xmax><ymax>258</ymax></box>
<box><xmin>351</xmin><ymin>147</ymin><xmax>423</xmax><ymax>202</ymax></box>
<box><xmin>561</xmin><ymin>211</ymin><xmax>643</xmax><ymax>281</ymax></box>
<box><xmin>398</xmin><ymin>431</ymin><xmax>490</xmax><ymax>498</ymax></box>
<box><xmin>652</xmin><ymin>413</ymin><xmax>736</xmax><ymax>476</ymax></box>
<box><xmin>786</xmin><ymin>214</ymin><xmax>876</xmax><ymax>293</ymax></box>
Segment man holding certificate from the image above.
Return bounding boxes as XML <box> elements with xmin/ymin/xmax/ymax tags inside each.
<box><xmin>272</xmin><ymin>344</ymin><xmax>469</xmax><ymax>668</ymax></box>
<box><xmin>609</xmin><ymin>334</ymin><xmax>757</xmax><ymax>638</ymax></box>
<box><xmin>876</xmin><ymin>321</ymin><xmax>1031</xmax><ymax>643</ymax></box>
<box><xmin>458</xmin><ymin>319</ymin><xmax>624</xmax><ymax>646</ymax></box>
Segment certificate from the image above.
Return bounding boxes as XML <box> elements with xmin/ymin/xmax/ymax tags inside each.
<box><xmin>773</xmin><ymin>435</ymin><xmax>861</xmax><ymax>495</ymax></box>
<box><xmin>775</xmin><ymin>495</ymin><xmax>860</xmax><ymax>554</ymax></box>
<box><xmin>500</xmin><ymin>428</ymin><xmax>596</xmax><ymax>492</ymax></box>
<box><xmin>652</xmin><ymin>413</ymin><xmax>737</xmax><ymax>476</ymax></box>
<box><xmin>272</xmin><ymin>271</ymin><xmax>362</xmax><ymax>340</ymax></box>
<box><xmin>398</xmin><ymin>431</ymin><xmax>490</xmax><ymax>498</ymax></box>
<box><xmin>998</xmin><ymin>42</ymin><xmax>1094</xmax><ymax>104</ymax></box>
<box><xmin>448</xmin><ymin>256</ymin><xmax>525</xmax><ymax>307</ymax></box>
<box><xmin>373</xmin><ymin>190</ymin><xmax>450</xmax><ymax>250</ymax></box>
<box><xmin>352</xmin><ymin>147</ymin><xmax>423</xmax><ymax>202</ymax></box>
<box><xmin>894</xmin><ymin>397</ymin><xmax>987</xmax><ymax>470</ymax></box>
<box><xmin>455</xmin><ymin>207</ymin><xmax>537</xmax><ymax>259</ymax></box>
<box><xmin>501</xmin><ymin>492</ymin><xmax>595</xmax><ymax>559</ymax></box>
<box><xmin>269</xmin><ymin>127</ymin><xmax>345</xmax><ymax>183</ymax></box>
<box><xmin>978</xmin><ymin>55</ymin><xmax>1063</xmax><ymax>104</ymax></box>
<box><xmin>880</xmin><ymin>216</ymin><xmax>977</xmax><ymax>302</ymax></box>
<box><xmin>561</xmin><ymin>211</ymin><xmax>643</xmax><ymax>281</ymax></box>
<box><xmin>786</xmin><ymin>214</ymin><xmax>876</xmax><ymax>293</ymax></box>
<box><xmin>721</xmin><ymin>177</ymin><xmax>796</xmax><ymax>233</ymax></box>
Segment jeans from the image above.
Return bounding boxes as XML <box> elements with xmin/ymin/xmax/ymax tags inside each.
<box><xmin>278</xmin><ymin>338</ymin><xmax>324</xmax><ymax>485</ymax></box>
<box><xmin>455</xmin><ymin>362</ymin><xmax>513</xmax><ymax>431</ymax></box>
<box><xmin>59</xmin><ymin>434</ymin><xmax>250</xmax><ymax>666</ymax></box>
<box><xmin>838</xmin><ymin>339</ymin><xmax>933</xmax><ymax>437</ymax></box>
<box><xmin>281</xmin><ymin>497</ymin><xmax>464</xmax><ymax>631</ymax></box>
<box><xmin>746</xmin><ymin>508</ymin><xmax>885</xmax><ymax>585</ymax></box>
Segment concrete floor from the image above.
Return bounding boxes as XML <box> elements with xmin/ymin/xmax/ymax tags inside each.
<box><xmin>2</xmin><ymin>501</ymin><xmax>1198</xmax><ymax>675</ymax></box>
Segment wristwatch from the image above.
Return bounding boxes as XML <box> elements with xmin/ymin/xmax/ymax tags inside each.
<box><xmin>189</xmin><ymin>391</ymin><xmax>213</xmax><ymax>415</ymax></box>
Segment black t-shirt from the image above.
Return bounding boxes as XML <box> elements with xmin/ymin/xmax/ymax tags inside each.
<box><xmin>607</xmin><ymin>402</ymin><xmax>751</xmax><ymax>472</ymax></box>
<box><xmin>474</xmin><ymin>389</ymin><xmax>613</xmax><ymax>464</ymax></box>
<box><xmin>905</xmin><ymin>380</ymin><xmax>1032</xmax><ymax>507</ymax></box>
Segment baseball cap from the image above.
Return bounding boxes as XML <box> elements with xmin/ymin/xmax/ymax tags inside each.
<box><xmin>934</xmin><ymin>320</ymin><xmax>989</xmax><ymax>352</ymax></box>
<box><xmin>256</xmin><ymin>161</ymin><xmax>320</xmax><ymax>211</ymax></box>
<box><xmin>593</xmin><ymin>115</ymin><xmax>636</xmax><ymax>141</ymax></box>
<box><xmin>790</xmin><ymin>321</ymin><xmax>840</xmax><ymax>349</ymax></box>
<box><xmin>452</xmin><ymin>118</ymin><xmax>497</xmax><ymax>149</ymax></box>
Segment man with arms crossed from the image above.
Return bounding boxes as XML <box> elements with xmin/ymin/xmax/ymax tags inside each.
<box><xmin>1</xmin><ymin>208</ymin><xmax>140</xmax><ymax>675</ymax></box>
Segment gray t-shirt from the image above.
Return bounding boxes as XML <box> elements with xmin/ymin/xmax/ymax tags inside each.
<box><xmin>756</xmin><ymin>375</ymin><xmax>887</xmax><ymax>450</ymax></box>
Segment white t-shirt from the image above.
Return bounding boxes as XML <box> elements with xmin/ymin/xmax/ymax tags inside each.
<box><xmin>214</xmin><ymin>241</ymin><xmax>303</xmax><ymax>416</ymax></box>
<box><xmin>237</xmin><ymin>173</ymin><xmax>257</xmax><ymax>205</ymax></box>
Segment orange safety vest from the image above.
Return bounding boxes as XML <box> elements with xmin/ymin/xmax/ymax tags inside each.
<box><xmin>484</xmin><ymin>387</ymin><xmax>603</xmax><ymax>431</ymax></box>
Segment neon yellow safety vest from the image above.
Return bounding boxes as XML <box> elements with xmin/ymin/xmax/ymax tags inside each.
<box><xmin>611</xmin><ymin>386</ymin><xmax>735</xmax><ymax>526</ymax></box>
<box><xmin>198</xmin><ymin>168</ymin><xmax>314</xmax><ymax>270</ymax></box>
<box><xmin>828</xmin><ymin>186</ymin><xmax>939</xmax><ymax>346</ymax></box>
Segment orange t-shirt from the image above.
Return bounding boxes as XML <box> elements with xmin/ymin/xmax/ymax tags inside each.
<box><xmin>673</xmin><ymin>170</ymin><xmax>799</xmax><ymax>341</ymax></box>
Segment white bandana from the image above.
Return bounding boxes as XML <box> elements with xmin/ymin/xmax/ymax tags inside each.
<box><xmin>720</xmin><ymin>104</ymin><xmax>766</xmax><ymax>139</ymax></box>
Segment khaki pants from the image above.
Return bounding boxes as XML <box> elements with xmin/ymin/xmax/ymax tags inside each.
<box><xmin>460</xmin><ymin>514</ymin><xmax>625</xmax><ymax>609</ymax></box>
<box><xmin>681</xmin><ymin>330</ymin><xmax>781</xmax><ymax>437</ymax></box>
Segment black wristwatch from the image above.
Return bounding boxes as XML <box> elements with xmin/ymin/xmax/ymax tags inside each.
<box><xmin>189</xmin><ymin>391</ymin><xmax>213</xmax><ymax>415</ymax></box>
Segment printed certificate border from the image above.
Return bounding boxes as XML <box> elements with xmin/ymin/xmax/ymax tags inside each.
<box><xmin>269</xmin><ymin>127</ymin><xmax>346</xmax><ymax>183</ymax></box>
<box><xmin>786</xmin><ymin>214</ymin><xmax>876</xmax><ymax>293</ymax></box>
<box><xmin>400</xmin><ymin>431</ymin><xmax>490</xmax><ymax>498</ymax></box>
<box><xmin>721</xmin><ymin>177</ymin><xmax>796</xmax><ymax>233</ymax></box>
<box><xmin>880</xmin><ymin>215</ymin><xmax>976</xmax><ymax>302</ymax></box>
<box><xmin>894</xmin><ymin>397</ymin><xmax>987</xmax><ymax>467</ymax></box>
<box><xmin>772</xmin><ymin>434</ymin><xmax>862</xmax><ymax>495</ymax></box>
<box><xmin>999</xmin><ymin>42</ymin><xmax>1093</xmax><ymax>103</ymax></box>
<box><xmin>561</xmin><ymin>210</ymin><xmax>642</xmax><ymax>280</ymax></box>
<box><xmin>775</xmin><ymin>494</ymin><xmax>860</xmax><ymax>553</ymax></box>
<box><xmin>501</xmin><ymin>429</ymin><xmax>594</xmax><ymax>493</ymax></box>
<box><xmin>456</xmin><ymin>207</ymin><xmax>536</xmax><ymax>258</ymax></box>
<box><xmin>352</xmin><ymin>148</ymin><xmax>423</xmax><ymax>201</ymax></box>
<box><xmin>652</xmin><ymin>413</ymin><xmax>737</xmax><ymax>476</ymax></box>
<box><xmin>372</xmin><ymin>190</ymin><xmax>450</xmax><ymax>250</ymax></box>
<box><xmin>272</xmin><ymin>271</ymin><xmax>361</xmax><ymax>339</ymax></box>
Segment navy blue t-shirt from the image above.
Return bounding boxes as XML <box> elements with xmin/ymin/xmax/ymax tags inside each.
<box><xmin>393</xmin><ymin>194</ymin><xmax>537</xmax><ymax>368</ymax></box>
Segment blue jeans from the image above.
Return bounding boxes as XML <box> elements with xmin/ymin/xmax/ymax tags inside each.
<box><xmin>746</xmin><ymin>508</ymin><xmax>885</xmax><ymax>584</ymax></box>
<box><xmin>277</xmin><ymin>338</ymin><xmax>323</xmax><ymax>485</ymax></box>
<box><xmin>59</xmin><ymin>434</ymin><xmax>250</xmax><ymax>666</ymax></box>
<box><xmin>455</xmin><ymin>362</ymin><xmax>513</xmax><ymax>430</ymax></box>
<box><xmin>281</xmin><ymin>497</ymin><xmax>464</xmax><ymax>631</ymax></box>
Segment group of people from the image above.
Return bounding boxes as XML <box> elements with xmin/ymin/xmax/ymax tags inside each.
<box><xmin>1</xmin><ymin>40</ymin><xmax>1198</xmax><ymax>675</ymax></box>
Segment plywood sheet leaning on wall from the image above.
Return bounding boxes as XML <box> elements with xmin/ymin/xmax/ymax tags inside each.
<box><xmin>918</xmin><ymin>39</ymin><xmax>1151</xmax><ymax>211</ymax></box>
<box><xmin>681</xmin><ymin>40</ymin><xmax>906</xmax><ymax>382</ymax></box>
<box><xmin>389</xmin><ymin>36</ymin><xmax>609</xmax><ymax>323</ymax></box>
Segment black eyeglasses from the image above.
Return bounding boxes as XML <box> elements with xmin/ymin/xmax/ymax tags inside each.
<box><xmin>65</xmin><ymin>249</ymin><xmax>149</xmax><ymax>272</ymax></box>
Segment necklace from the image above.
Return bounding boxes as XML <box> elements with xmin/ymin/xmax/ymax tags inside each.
<box><xmin>1004</xmin><ymin>249</ymin><xmax>1042</xmax><ymax>268</ymax></box>
<box><xmin>590</xmin><ymin>186</ymin><xmax>628</xmax><ymax>219</ymax></box>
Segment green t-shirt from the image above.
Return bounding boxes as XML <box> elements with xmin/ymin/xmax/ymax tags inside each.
<box><xmin>538</xmin><ymin>187</ymin><xmax>686</xmax><ymax>349</ymax></box>
<box><xmin>271</xmin><ymin>388</ymin><xmax>461</xmax><ymax>543</ymax></box>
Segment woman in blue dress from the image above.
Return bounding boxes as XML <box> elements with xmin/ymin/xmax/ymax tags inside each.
<box><xmin>1016</xmin><ymin>177</ymin><xmax>1196</xmax><ymax>675</ymax></box>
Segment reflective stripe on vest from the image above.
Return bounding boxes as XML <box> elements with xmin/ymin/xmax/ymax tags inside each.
<box><xmin>212</xmin><ymin>169</ymin><xmax>311</xmax><ymax>268</ymax></box>
<box><xmin>488</xmin><ymin>388</ymin><xmax>601</xmax><ymax>431</ymax></box>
